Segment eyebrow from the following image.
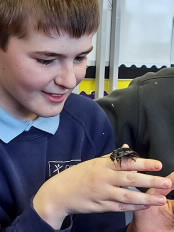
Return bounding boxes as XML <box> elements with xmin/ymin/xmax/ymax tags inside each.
<box><xmin>33</xmin><ymin>46</ymin><xmax>93</xmax><ymax>57</ymax></box>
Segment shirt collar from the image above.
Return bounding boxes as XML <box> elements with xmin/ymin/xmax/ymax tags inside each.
<box><xmin>0</xmin><ymin>108</ymin><xmax>60</xmax><ymax>143</ymax></box>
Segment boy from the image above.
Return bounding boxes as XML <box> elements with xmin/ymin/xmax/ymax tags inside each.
<box><xmin>0</xmin><ymin>0</ymin><xmax>171</xmax><ymax>231</ymax></box>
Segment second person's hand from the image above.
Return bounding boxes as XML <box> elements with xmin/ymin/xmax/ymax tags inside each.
<box><xmin>128</xmin><ymin>172</ymin><xmax>174</xmax><ymax>232</ymax></box>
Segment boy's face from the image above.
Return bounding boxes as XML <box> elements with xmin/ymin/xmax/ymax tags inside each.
<box><xmin>0</xmin><ymin>30</ymin><xmax>93</xmax><ymax>120</ymax></box>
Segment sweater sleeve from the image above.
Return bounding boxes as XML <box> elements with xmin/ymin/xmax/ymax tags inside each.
<box><xmin>3</xmin><ymin>202</ymin><xmax>72</xmax><ymax>232</ymax></box>
<box><xmin>96</xmin><ymin>83</ymin><xmax>140</xmax><ymax>151</ymax></box>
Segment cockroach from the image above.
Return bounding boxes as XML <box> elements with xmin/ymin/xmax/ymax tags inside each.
<box><xmin>110</xmin><ymin>147</ymin><xmax>139</xmax><ymax>167</ymax></box>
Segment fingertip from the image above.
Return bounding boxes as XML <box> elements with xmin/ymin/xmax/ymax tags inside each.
<box><xmin>122</xmin><ymin>144</ymin><xmax>129</xmax><ymax>148</ymax></box>
<box><xmin>164</xmin><ymin>178</ymin><xmax>172</xmax><ymax>188</ymax></box>
<box><xmin>154</xmin><ymin>160</ymin><xmax>163</xmax><ymax>170</ymax></box>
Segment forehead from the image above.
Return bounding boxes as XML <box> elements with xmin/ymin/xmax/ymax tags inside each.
<box><xmin>7</xmin><ymin>30</ymin><xmax>94</xmax><ymax>56</ymax></box>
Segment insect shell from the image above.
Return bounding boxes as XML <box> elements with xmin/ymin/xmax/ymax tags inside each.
<box><xmin>110</xmin><ymin>147</ymin><xmax>139</xmax><ymax>167</ymax></box>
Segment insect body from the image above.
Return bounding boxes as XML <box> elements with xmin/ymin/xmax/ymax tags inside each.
<box><xmin>110</xmin><ymin>147</ymin><xmax>139</xmax><ymax>167</ymax></box>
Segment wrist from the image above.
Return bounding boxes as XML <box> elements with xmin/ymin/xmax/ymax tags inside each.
<box><xmin>33</xmin><ymin>193</ymin><xmax>68</xmax><ymax>229</ymax></box>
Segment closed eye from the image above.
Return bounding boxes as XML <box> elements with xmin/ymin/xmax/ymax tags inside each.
<box><xmin>36</xmin><ymin>59</ymin><xmax>55</xmax><ymax>65</ymax></box>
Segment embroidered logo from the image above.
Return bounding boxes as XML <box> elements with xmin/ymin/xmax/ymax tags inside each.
<box><xmin>48</xmin><ymin>159</ymin><xmax>81</xmax><ymax>177</ymax></box>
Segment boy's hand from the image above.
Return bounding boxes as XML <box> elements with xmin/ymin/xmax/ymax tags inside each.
<box><xmin>33</xmin><ymin>146</ymin><xmax>172</xmax><ymax>229</ymax></box>
<box><xmin>127</xmin><ymin>172</ymin><xmax>174</xmax><ymax>232</ymax></box>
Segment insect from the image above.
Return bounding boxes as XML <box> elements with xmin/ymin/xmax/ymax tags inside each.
<box><xmin>110</xmin><ymin>147</ymin><xmax>139</xmax><ymax>167</ymax></box>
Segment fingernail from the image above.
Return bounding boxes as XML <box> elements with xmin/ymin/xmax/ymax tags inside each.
<box><xmin>154</xmin><ymin>161</ymin><xmax>162</xmax><ymax>170</ymax></box>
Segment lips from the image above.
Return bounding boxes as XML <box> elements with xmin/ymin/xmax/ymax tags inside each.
<box><xmin>42</xmin><ymin>91</ymin><xmax>67</xmax><ymax>103</ymax></box>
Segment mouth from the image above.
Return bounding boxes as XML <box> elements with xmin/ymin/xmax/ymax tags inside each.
<box><xmin>42</xmin><ymin>91</ymin><xmax>67</xmax><ymax>103</ymax></box>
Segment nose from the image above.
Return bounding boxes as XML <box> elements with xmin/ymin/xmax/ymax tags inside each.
<box><xmin>54</xmin><ymin>62</ymin><xmax>77</xmax><ymax>89</ymax></box>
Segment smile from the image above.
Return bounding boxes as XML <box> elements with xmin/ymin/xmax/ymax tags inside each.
<box><xmin>51</xmin><ymin>94</ymin><xmax>62</xmax><ymax>97</ymax></box>
<box><xmin>42</xmin><ymin>91</ymin><xmax>67</xmax><ymax>103</ymax></box>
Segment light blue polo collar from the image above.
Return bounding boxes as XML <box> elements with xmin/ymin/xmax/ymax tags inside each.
<box><xmin>0</xmin><ymin>108</ymin><xmax>60</xmax><ymax>143</ymax></box>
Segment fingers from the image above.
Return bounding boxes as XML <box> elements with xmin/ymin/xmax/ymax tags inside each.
<box><xmin>166</xmin><ymin>172</ymin><xmax>174</xmax><ymax>188</ymax></box>
<box><xmin>105</xmin><ymin>144</ymin><xmax>162</xmax><ymax>172</ymax></box>
<box><xmin>98</xmin><ymin>200</ymin><xmax>150</xmax><ymax>212</ymax></box>
<box><xmin>104</xmin><ymin>152</ymin><xmax>163</xmax><ymax>172</ymax></box>
<box><xmin>147</xmin><ymin>172</ymin><xmax>174</xmax><ymax>196</ymax></box>
<box><xmin>108</xmin><ymin>187</ymin><xmax>166</xmax><ymax>207</ymax></box>
<box><xmin>100</xmin><ymin>152</ymin><xmax>172</xmax><ymax>191</ymax></box>
<box><xmin>109</xmin><ymin>171</ymin><xmax>172</xmax><ymax>189</ymax></box>
<box><xmin>112</xmin><ymin>157</ymin><xmax>162</xmax><ymax>172</ymax></box>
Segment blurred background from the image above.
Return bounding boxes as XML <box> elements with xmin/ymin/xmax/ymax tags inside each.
<box><xmin>75</xmin><ymin>0</ymin><xmax>174</xmax><ymax>98</ymax></box>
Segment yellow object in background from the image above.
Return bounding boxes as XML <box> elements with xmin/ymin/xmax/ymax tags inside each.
<box><xmin>79</xmin><ymin>79</ymin><xmax>131</xmax><ymax>95</ymax></box>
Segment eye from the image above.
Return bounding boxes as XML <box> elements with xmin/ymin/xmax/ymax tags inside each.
<box><xmin>75</xmin><ymin>56</ymin><xmax>87</xmax><ymax>63</ymax></box>
<box><xmin>36</xmin><ymin>59</ymin><xmax>55</xmax><ymax>65</ymax></box>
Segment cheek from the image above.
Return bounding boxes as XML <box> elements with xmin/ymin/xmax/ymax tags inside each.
<box><xmin>76</xmin><ymin>64</ymin><xmax>87</xmax><ymax>84</ymax></box>
<box><xmin>13</xmin><ymin>63</ymin><xmax>49</xmax><ymax>89</ymax></box>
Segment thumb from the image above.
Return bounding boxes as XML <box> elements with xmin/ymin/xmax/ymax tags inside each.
<box><xmin>147</xmin><ymin>172</ymin><xmax>174</xmax><ymax>196</ymax></box>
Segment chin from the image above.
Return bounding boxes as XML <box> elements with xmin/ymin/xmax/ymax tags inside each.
<box><xmin>37</xmin><ymin>107</ymin><xmax>64</xmax><ymax>118</ymax></box>
<box><xmin>32</xmin><ymin>99</ymin><xmax>66</xmax><ymax>118</ymax></box>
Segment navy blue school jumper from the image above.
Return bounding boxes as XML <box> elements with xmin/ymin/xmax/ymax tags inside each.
<box><xmin>0</xmin><ymin>93</ymin><xmax>127</xmax><ymax>232</ymax></box>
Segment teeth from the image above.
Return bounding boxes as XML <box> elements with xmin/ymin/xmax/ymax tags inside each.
<box><xmin>51</xmin><ymin>94</ymin><xmax>60</xmax><ymax>96</ymax></box>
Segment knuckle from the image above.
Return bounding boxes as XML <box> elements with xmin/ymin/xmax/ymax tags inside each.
<box><xmin>117</xmin><ymin>203</ymin><xmax>127</xmax><ymax>211</ymax></box>
<box><xmin>121</xmin><ymin>192</ymin><xmax>134</xmax><ymax>203</ymax></box>
<box><xmin>126</xmin><ymin>173</ymin><xmax>136</xmax><ymax>186</ymax></box>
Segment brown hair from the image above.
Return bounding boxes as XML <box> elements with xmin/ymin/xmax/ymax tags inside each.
<box><xmin>0</xmin><ymin>0</ymin><xmax>99</xmax><ymax>50</ymax></box>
